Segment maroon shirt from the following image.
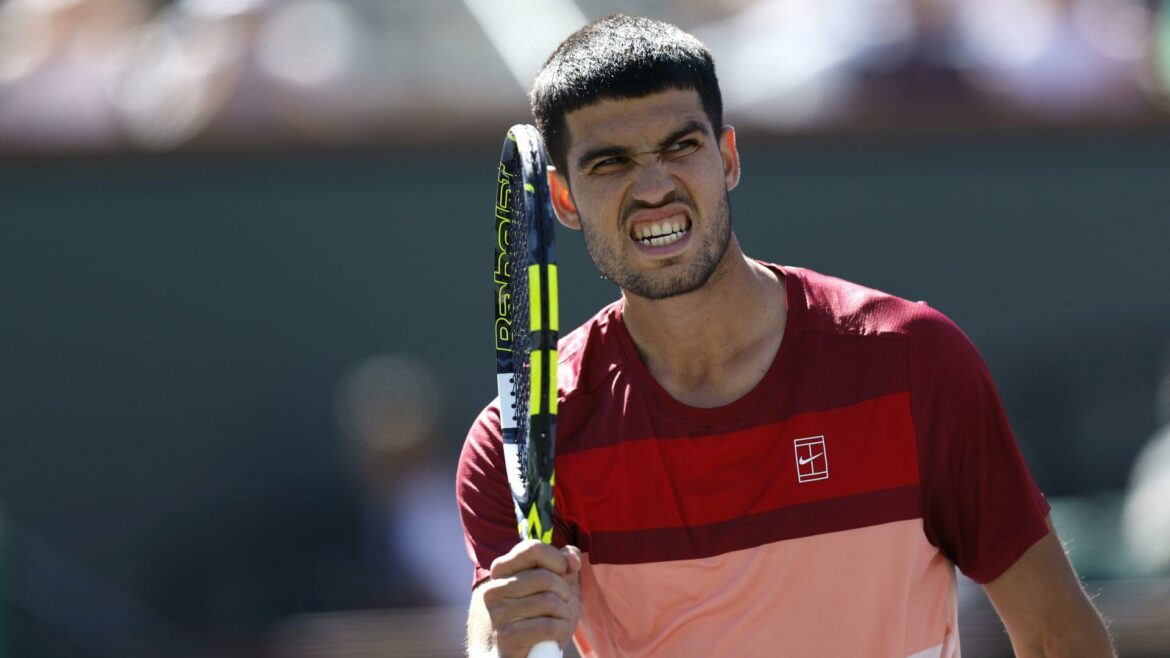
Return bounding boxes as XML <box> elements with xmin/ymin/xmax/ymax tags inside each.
<box><xmin>458</xmin><ymin>264</ymin><xmax>1050</xmax><ymax>656</ymax></box>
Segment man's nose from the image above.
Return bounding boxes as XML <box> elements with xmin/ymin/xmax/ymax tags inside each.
<box><xmin>629</xmin><ymin>157</ymin><xmax>677</xmax><ymax>206</ymax></box>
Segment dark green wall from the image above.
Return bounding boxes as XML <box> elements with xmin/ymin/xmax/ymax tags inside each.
<box><xmin>1</xmin><ymin>132</ymin><xmax>1167</xmax><ymax>647</ymax></box>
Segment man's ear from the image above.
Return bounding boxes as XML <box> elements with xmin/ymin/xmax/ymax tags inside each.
<box><xmin>548</xmin><ymin>167</ymin><xmax>581</xmax><ymax>231</ymax></box>
<box><xmin>720</xmin><ymin>125</ymin><xmax>741</xmax><ymax>192</ymax></box>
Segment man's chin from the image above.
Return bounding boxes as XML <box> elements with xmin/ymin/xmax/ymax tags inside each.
<box><xmin>619</xmin><ymin>267</ymin><xmax>712</xmax><ymax>301</ymax></box>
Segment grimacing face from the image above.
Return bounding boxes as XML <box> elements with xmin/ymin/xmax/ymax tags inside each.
<box><xmin>550</xmin><ymin>89</ymin><xmax>740</xmax><ymax>301</ymax></box>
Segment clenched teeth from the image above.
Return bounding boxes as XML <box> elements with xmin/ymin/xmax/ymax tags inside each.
<box><xmin>632</xmin><ymin>218</ymin><xmax>689</xmax><ymax>246</ymax></box>
<box><xmin>645</xmin><ymin>232</ymin><xmax>684</xmax><ymax>246</ymax></box>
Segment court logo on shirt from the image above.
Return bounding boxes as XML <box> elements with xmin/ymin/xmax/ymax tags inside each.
<box><xmin>794</xmin><ymin>435</ymin><xmax>829</xmax><ymax>483</ymax></box>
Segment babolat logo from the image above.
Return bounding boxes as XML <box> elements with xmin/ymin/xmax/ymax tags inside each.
<box><xmin>494</xmin><ymin>162</ymin><xmax>513</xmax><ymax>352</ymax></box>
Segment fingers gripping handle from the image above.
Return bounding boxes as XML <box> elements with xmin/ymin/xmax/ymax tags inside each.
<box><xmin>528</xmin><ymin>640</ymin><xmax>561</xmax><ymax>658</ymax></box>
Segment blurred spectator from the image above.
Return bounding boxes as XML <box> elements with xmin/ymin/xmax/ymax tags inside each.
<box><xmin>106</xmin><ymin>0</ymin><xmax>288</xmax><ymax>149</ymax></box>
<box><xmin>0</xmin><ymin>0</ymin><xmax>149</xmax><ymax>149</ymax></box>
<box><xmin>1122</xmin><ymin>345</ymin><xmax>1170</xmax><ymax>575</ymax></box>
<box><xmin>845</xmin><ymin>0</ymin><xmax>987</xmax><ymax>122</ymax></box>
<box><xmin>335</xmin><ymin>353</ymin><xmax>468</xmax><ymax>608</ymax></box>
<box><xmin>687</xmin><ymin>0</ymin><xmax>1160</xmax><ymax>129</ymax></box>
<box><xmin>696</xmin><ymin>0</ymin><xmax>864</xmax><ymax>128</ymax></box>
<box><xmin>1</xmin><ymin>0</ymin><xmax>1168</xmax><ymax>152</ymax></box>
<box><xmin>255</xmin><ymin>0</ymin><xmax>371</xmax><ymax>143</ymax></box>
<box><xmin>951</xmin><ymin>0</ymin><xmax>1150</xmax><ymax>121</ymax></box>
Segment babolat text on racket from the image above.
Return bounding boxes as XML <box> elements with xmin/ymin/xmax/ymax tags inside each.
<box><xmin>492</xmin><ymin>124</ymin><xmax>561</xmax><ymax>658</ymax></box>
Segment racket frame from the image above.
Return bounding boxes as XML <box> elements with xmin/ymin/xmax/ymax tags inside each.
<box><xmin>494</xmin><ymin>124</ymin><xmax>559</xmax><ymax>547</ymax></box>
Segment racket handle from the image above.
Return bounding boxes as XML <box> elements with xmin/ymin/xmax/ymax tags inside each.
<box><xmin>528</xmin><ymin>640</ymin><xmax>561</xmax><ymax>658</ymax></box>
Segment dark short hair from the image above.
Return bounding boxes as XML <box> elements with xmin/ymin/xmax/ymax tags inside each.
<box><xmin>530</xmin><ymin>14</ymin><xmax>723</xmax><ymax>174</ymax></box>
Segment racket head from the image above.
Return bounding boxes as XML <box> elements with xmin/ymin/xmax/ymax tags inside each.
<box><xmin>493</xmin><ymin>124</ymin><xmax>559</xmax><ymax>544</ymax></box>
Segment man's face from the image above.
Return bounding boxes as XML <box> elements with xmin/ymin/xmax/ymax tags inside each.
<box><xmin>552</xmin><ymin>89</ymin><xmax>740</xmax><ymax>300</ymax></box>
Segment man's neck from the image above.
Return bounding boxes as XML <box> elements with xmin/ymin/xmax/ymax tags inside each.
<box><xmin>621</xmin><ymin>241</ymin><xmax>787</xmax><ymax>408</ymax></box>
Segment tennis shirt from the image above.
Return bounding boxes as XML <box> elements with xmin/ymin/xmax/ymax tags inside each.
<box><xmin>457</xmin><ymin>264</ymin><xmax>1051</xmax><ymax>658</ymax></box>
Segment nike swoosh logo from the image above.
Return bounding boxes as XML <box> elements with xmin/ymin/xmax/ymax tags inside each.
<box><xmin>798</xmin><ymin>454</ymin><xmax>822</xmax><ymax>466</ymax></box>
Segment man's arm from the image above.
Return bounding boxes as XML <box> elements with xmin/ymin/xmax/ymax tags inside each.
<box><xmin>466</xmin><ymin>540</ymin><xmax>582</xmax><ymax>658</ymax></box>
<box><xmin>467</xmin><ymin>582</ymin><xmax>496</xmax><ymax>655</ymax></box>
<box><xmin>982</xmin><ymin>518</ymin><xmax>1114</xmax><ymax>658</ymax></box>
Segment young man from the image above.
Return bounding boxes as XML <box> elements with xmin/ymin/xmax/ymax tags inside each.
<box><xmin>457</xmin><ymin>14</ymin><xmax>1114</xmax><ymax>658</ymax></box>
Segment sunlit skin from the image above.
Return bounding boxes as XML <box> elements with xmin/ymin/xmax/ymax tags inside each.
<box><xmin>548</xmin><ymin>89</ymin><xmax>787</xmax><ymax>409</ymax></box>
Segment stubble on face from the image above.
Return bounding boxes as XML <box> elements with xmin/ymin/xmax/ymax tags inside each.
<box><xmin>579</xmin><ymin>189</ymin><xmax>733</xmax><ymax>301</ymax></box>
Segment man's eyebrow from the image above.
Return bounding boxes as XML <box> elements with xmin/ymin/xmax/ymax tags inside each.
<box><xmin>655</xmin><ymin>120</ymin><xmax>709</xmax><ymax>151</ymax></box>
<box><xmin>576</xmin><ymin>144</ymin><xmax>630</xmax><ymax>172</ymax></box>
<box><xmin>575</xmin><ymin>119</ymin><xmax>710</xmax><ymax>171</ymax></box>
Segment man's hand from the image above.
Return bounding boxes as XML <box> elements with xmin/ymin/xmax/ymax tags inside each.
<box><xmin>469</xmin><ymin>540</ymin><xmax>582</xmax><ymax>658</ymax></box>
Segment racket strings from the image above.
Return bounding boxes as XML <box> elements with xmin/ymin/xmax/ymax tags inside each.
<box><xmin>508</xmin><ymin>168</ymin><xmax>534</xmax><ymax>486</ymax></box>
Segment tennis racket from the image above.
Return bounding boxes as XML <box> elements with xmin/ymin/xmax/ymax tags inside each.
<box><xmin>493</xmin><ymin>124</ymin><xmax>561</xmax><ymax>658</ymax></box>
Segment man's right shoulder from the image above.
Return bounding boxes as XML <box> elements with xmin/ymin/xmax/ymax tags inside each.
<box><xmin>556</xmin><ymin>299</ymin><xmax>625</xmax><ymax>403</ymax></box>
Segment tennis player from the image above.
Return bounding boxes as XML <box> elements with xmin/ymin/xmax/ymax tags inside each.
<box><xmin>457</xmin><ymin>14</ymin><xmax>1114</xmax><ymax>658</ymax></box>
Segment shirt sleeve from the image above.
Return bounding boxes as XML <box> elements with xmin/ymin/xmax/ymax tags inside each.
<box><xmin>908</xmin><ymin>305</ymin><xmax>1051</xmax><ymax>584</ymax></box>
<box><xmin>456</xmin><ymin>401</ymin><xmax>519</xmax><ymax>589</ymax></box>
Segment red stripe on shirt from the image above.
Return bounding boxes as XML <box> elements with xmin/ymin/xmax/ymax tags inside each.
<box><xmin>556</xmin><ymin>391</ymin><xmax>919</xmax><ymax>533</ymax></box>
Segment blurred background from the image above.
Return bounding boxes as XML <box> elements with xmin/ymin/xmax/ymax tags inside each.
<box><xmin>1</xmin><ymin>0</ymin><xmax>1169</xmax><ymax>656</ymax></box>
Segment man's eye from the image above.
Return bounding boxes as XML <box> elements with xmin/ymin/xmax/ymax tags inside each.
<box><xmin>591</xmin><ymin>157</ymin><xmax>627</xmax><ymax>173</ymax></box>
<box><xmin>665</xmin><ymin>140</ymin><xmax>699</xmax><ymax>156</ymax></box>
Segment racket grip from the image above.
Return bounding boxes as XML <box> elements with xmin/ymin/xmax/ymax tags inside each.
<box><xmin>528</xmin><ymin>640</ymin><xmax>561</xmax><ymax>658</ymax></box>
